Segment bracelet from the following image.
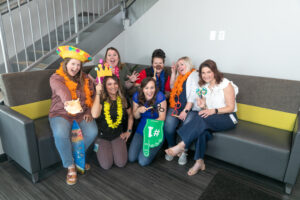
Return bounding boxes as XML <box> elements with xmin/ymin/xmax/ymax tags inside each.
<box><xmin>215</xmin><ymin>108</ymin><xmax>218</xmax><ymax>114</ymax></box>
<box><xmin>96</xmin><ymin>93</ymin><xmax>101</xmax><ymax>95</ymax></box>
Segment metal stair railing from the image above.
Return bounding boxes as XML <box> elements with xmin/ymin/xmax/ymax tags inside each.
<box><xmin>0</xmin><ymin>0</ymin><xmax>123</xmax><ymax>74</ymax></box>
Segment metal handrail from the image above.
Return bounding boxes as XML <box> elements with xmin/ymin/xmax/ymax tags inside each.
<box><xmin>0</xmin><ymin>0</ymin><xmax>122</xmax><ymax>73</ymax></box>
<box><xmin>22</xmin><ymin>2</ymin><xmax>121</xmax><ymax>72</ymax></box>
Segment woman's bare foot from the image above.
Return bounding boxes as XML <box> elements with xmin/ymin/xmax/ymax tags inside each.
<box><xmin>187</xmin><ymin>159</ymin><xmax>205</xmax><ymax>176</ymax></box>
<box><xmin>165</xmin><ymin>142</ymin><xmax>185</xmax><ymax>157</ymax></box>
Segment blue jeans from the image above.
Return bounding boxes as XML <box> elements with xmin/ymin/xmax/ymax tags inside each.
<box><xmin>128</xmin><ymin>133</ymin><xmax>163</xmax><ymax>166</ymax></box>
<box><xmin>164</xmin><ymin>108</ymin><xmax>198</xmax><ymax>147</ymax></box>
<box><xmin>49</xmin><ymin>117</ymin><xmax>98</xmax><ymax>168</ymax></box>
<box><xmin>177</xmin><ymin>113</ymin><xmax>237</xmax><ymax>160</ymax></box>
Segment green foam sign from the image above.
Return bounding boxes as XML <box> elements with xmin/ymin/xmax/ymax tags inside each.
<box><xmin>143</xmin><ymin>119</ymin><xmax>164</xmax><ymax>157</ymax></box>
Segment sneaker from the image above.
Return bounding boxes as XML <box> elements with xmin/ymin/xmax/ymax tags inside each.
<box><xmin>165</xmin><ymin>153</ymin><xmax>174</xmax><ymax>161</ymax></box>
<box><xmin>178</xmin><ymin>152</ymin><xmax>187</xmax><ymax>165</ymax></box>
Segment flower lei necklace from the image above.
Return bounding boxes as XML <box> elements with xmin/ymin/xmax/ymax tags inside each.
<box><xmin>104</xmin><ymin>96</ymin><xmax>123</xmax><ymax>129</ymax></box>
<box><xmin>169</xmin><ymin>69</ymin><xmax>195</xmax><ymax>108</ymax></box>
<box><xmin>56</xmin><ymin>63</ymin><xmax>93</xmax><ymax>108</ymax></box>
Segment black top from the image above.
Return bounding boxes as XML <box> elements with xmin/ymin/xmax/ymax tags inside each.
<box><xmin>96</xmin><ymin>97</ymin><xmax>131</xmax><ymax>141</ymax></box>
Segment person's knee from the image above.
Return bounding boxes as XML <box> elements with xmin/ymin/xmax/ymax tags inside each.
<box><xmin>138</xmin><ymin>157</ymin><xmax>151</xmax><ymax>166</ymax></box>
<box><xmin>100</xmin><ymin>161</ymin><xmax>113</xmax><ymax>170</ymax></box>
<box><xmin>128</xmin><ymin>152</ymin><xmax>137</xmax><ymax>163</ymax></box>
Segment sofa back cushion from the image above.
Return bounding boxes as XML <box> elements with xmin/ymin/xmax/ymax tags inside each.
<box><xmin>224</xmin><ymin>73</ymin><xmax>300</xmax><ymax>131</ymax></box>
<box><xmin>0</xmin><ymin>66</ymin><xmax>92</xmax><ymax>119</ymax></box>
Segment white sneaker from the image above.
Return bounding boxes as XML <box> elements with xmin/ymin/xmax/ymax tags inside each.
<box><xmin>165</xmin><ymin>153</ymin><xmax>174</xmax><ymax>161</ymax></box>
<box><xmin>178</xmin><ymin>152</ymin><xmax>187</xmax><ymax>165</ymax></box>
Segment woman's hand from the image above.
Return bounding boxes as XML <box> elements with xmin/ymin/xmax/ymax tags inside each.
<box><xmin>171</xmin><ymin>62</ymin><xmax>177</xmax><ymax>75</ymax></box>
<box><xmin>197</xmin><ymin>97</ymin><xmax>206</xmax><ymax>109</ymax></box>
<box><xmin>95</xmin><ymin>83</ymin><xmax>102</xmax><ymax>94</ymax></box>
<box><xmin>127</xmin><ymin>71</ymin><xmax>140</xmax><ymax>83</ymax></box>
<box><xmin>83</xmin><ymin>114</ymin><xmax>93</xmax><ymax>122</ymax></box>
<box><xmin>198</xmin><ymin>109</ymin><xmax>215</xmax><ymax>118</ymax></box>
<box><xmin>178</xmin><ymin>110</ymin><xmax>188</xmax><ymax>121</ymax></box>
<box><xmin>137</xmin><ymin>106</ymin><xmax>148</xmax><ymax>114</ymax></box>
<box><xmin>120</xmin><ymin>131</ymin><xmax>131</xmax><ymax>142</ymax></box>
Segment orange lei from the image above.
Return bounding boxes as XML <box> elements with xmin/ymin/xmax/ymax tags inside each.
<box><xmin>169</xmin><ymin>69</ymin><xmax>195</xmax><ymax>108</ymax></box>
<box><xmin>56</xmin><ymin>63</ymin><xmax>93</xmax><ymax>108</ymax></box>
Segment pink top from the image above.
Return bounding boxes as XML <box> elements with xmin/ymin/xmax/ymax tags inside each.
<box><xmin>49</xmin><ymin>73</ymin><xmax>94</xmax><ymax>123</ymax></box>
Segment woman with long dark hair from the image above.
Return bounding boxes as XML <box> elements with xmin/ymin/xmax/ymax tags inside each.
<box><xmin>128</xmin><ymin>77</ymin><xmax>167</xmax><ymax>166</ymax></box>
<box><xmin>91</xmin><ymin>75</ymin><xmax>133</xmax><ymax>169</ymax></box>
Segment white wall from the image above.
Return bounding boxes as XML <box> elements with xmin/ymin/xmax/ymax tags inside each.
<box><xmin>98</xmin><ymin>0</ymin><xmax>300</xmax><ymax>81</ymax></box>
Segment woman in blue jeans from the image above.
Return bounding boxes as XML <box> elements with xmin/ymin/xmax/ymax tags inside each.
<box><xmin>164</xmin><ymin>57</ymin><xmax>200</xmax><ymax>165</ymax></box>
<box><xmin>165</xmin><ymin>59</ymin><xmax>239</xmax><ymax>176</ymax></box>
<box><xmin>49</xmin><ymin>46</ymin><xmax>98</xmax><ymax>185</ymax></box>
<box><xmin>128</xmin><ymin>77</ymin><xmax>167</xmax><ymax>166</ymax></box>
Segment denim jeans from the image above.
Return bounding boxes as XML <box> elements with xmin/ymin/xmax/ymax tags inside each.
<box><xmin>128</xmin><ymin>133</ymin><xmax>163</xmax><ymax>166</ymax></box>
<box><xmin>177</xmin><ymin>113</ymin><xmax>237</xmax><ymax>160</ymax></box>
<box><xmin>164</xmin><ymin>108</ymin><xmax>198</xmax><ymax>147</ymax></box>
<box><xmin>49</xmin><ymin>116</ymin><xmax>98</xmax><ymax>168</ymax></box>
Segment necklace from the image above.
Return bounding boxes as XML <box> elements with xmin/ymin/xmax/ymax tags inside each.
<box><xmin>104</xmin><ymin>96</ymin><xmax>123</xmax><ymax>129</ymax></box>
<box><xmin>56</xmin><ymin>63</ymin><xmax>93</xmax><ymax>108</ymax></box>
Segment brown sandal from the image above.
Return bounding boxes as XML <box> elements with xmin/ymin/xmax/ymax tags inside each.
<box><xmin>66</xmin><ymin>166</ymin><xmax>77</xmax><ymax>185</ymax></box>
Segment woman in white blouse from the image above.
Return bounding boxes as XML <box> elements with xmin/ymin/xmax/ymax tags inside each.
<box><xmin>165</xmin><ymin>59</ymin><xmax>238</xmax><ymax>176</ymax></box>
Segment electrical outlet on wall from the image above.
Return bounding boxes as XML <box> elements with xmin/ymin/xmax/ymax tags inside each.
<box><xmin>218</xmin><ymin>31</ymin><xmax>226</xmax><ymax>40</ymax></box>
<box><xmin>210</xmin><ymin>31</ymin><xmax>217</xmax><ymax>40</ymax></box>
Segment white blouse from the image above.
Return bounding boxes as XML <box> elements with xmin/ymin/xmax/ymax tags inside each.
<box><xmin>201</xmin><ymin>78</ymin><xmax>238</xmax><ymax>112</ymax></box>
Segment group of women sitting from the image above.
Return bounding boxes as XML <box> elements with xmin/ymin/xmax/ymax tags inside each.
<box><xmin>49</xmin><ymin>46</ymin><xmax>239</xmax><ymax>185</ymax></box>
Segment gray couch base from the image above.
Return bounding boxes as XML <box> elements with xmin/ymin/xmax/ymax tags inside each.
<box><xmin>205</xmin><ymin>120</ymin><xmax>291</xmax><ymax>182</ymax></box>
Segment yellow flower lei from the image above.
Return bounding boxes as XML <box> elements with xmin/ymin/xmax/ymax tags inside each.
<box><xmin>104</xmin><ymin>96</ymin><xmax>123</xmax><ymax>129</ymax></box>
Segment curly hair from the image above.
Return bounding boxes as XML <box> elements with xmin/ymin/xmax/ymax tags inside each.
<box><xmin>151</xmin><ymin>49</ymin><xmax>166</xmax><ymax>64</ymax></box>
<box><xmin>198</xmin><ymin>59</ymin><xmax>223</xmax><ymax>86</ymax></box>
<box><xmin>138</xmin><ymin>77</ymin><xmax>158</xmax><ymax>108</ymax></box>
<box><xmin>101</xmin><ymin>75</ymin><xmax>127</xmax><ymax>108</ymax></box>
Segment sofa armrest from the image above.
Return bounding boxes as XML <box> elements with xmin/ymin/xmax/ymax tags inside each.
<box><xmin>283</xmin><ymin>111</ymin><xmax>300</xmax><ymax>187</ymax></box>
<box><xmin>0</xmin><ymin>105</ymin><xmax>40</xmax><ymax>174</ymax></box>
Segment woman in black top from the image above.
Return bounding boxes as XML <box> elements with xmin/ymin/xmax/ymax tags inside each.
<box><xmin>91</xmin><ymin>75</ymin><xmax>134</xmax><ymax>169</ymax></box>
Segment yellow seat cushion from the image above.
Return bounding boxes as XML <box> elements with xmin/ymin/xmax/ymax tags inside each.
<box><xmin>237</xmin><ymin>103</ymin><xmax>296</xmax><ymax>132</ymax></box>
<box><xmin>10</xmin><ymin>99</ymin><xmax>51</xmax><ymax>120</ymax></box>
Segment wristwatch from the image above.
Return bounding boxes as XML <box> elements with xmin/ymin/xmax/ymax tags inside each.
<box><xmin>215</xmin><ymin>108</ymin><xmax>218</xmax><ymax>114</ymax></box>
<box><xmin>184</xmin><ymin>109</ymin><xmax>189</xmax><ymax>113</ymax></box>
<box><xmin>127</xmin><ymin>129</ymin><xmax>132</xmax><ymax>133</ymax></box>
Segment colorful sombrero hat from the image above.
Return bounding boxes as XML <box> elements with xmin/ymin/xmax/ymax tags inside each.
<box><xmin>56</xmin><ymin>45</ymin><xmax>92</xmax><ymax>63</ymax></box>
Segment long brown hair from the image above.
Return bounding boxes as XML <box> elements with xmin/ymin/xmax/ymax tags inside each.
<box><xmin>62</xmin><ymin>58</ymin><xmax>84</xmax><ymax>86</ymax></box>
<box><xmin>198</xmin><ymin>59</ymin><xmax>223</xmax><ymax>86</ymax></box>
<box><xmin>104</xmin><ymin>47</ymin><xmax>124</xmax><ymax>70</ymax></box>
<box><xmin>101</xmin><ymin>75</ymin><xmax>127</xmax><ymax>108</ymax></box>
<box><xmin>138</xmin><ymin>77</ymin><xmax>158</xmax><ymax>108</ymax></box>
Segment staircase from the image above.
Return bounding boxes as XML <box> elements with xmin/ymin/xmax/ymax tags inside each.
<box><xmin>0</xmin><ymin>0</ymin><xmax>125</xmax><ymax>74</ymax></box>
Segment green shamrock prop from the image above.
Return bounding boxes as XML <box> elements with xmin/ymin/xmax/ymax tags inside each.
<box><xmin>143</xmin><ymin>119</ymin><xmax>164</xmax><ymax>157</ymax></box>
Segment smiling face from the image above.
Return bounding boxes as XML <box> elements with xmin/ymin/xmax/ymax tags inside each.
<box><xmin>66</xmin><ymin>58</ymin><xmax>81</xmax><ymax>77</ymax></box>
<box><xmin>152</xmin><ymin>57</ymin><xmax>164</xmax><ymax>75</ymax></box>
<box><xmin>177</xmin><ymin>59</ymin><xmax>188</xmax><ymax>75</ymax></box>
<box><xmin>201</xmin><ymin>66</ymin><xmax>215</xmax><ymax>84</ymax></box>
<box><xmin>106</xmin><ymin>49</ymin><xmax>119</xmax><ymax>67</ymax></box>
<box><xmin>105</xmin><ymin>77</ymin><xmax>119</xmax><ymax>97</ymax></box>
<box><xmin>143</xmin><ymin>80</ymin><xmax>156</xmax><ymax>101</ymax></box>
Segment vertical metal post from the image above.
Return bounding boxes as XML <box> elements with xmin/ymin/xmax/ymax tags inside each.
<box><xmin>36</xmin><ymin>0</ymin><xmax>44</xmax><ymax>56</ymax></box>
<box><xmin>6</xmin><ymin>0</ymin><xmax>20</xmax><ymax>71</ymax></box>
<box><xmin>52</xmin><ymin>0</ymin><xmax>58</xmax><ymax>47</ymax></box>
<box><xmin>87</xmin><ymin>0</ymin><xmax>90</xmax><ymax>24</ymax></box>
<box><xmin>26</xmin><ymin>0</ymin><xmax>36</xmax><ymax>61</ymax></box>
<box><xmin>59</xmin><ymin>0</ymin><xmax>65</xmax><ymax>41</ymax></box>
<box><xmin>45</xmin><ymin>1</ymin><xmax>52</xmax><ymax>50</ymax></box>
<box><xmin>0</xmin><ymin>15</ymin><xmax>12</xmax><ymax>73</ymax></box>
<box><xmin>67</xmin><ymin>0</ymin><xmax>72</xmax><ymax>37</ymax></box>
<box><xmin>73</xmin><ymin>0</ymin><xmax>79</xmax><ymax>43</ymax></box>
<box><xmin>97</xmin><ymin>0</ymin><xmax>100</xmax><ymax>17</ymax></box>
<box><xmin>81</xmin><ymin>0</ymin><xmax>84</xmax><ymax>28</ymax></box>
<box><xmin>92</xmin><ymin>0</ymin><xmax>95</xmax><ymax>21</ymax></box>
<box><xmin>17</xmin><ymin>0</ymin><xmax>29</xmax><ymax>68</ymax></box>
